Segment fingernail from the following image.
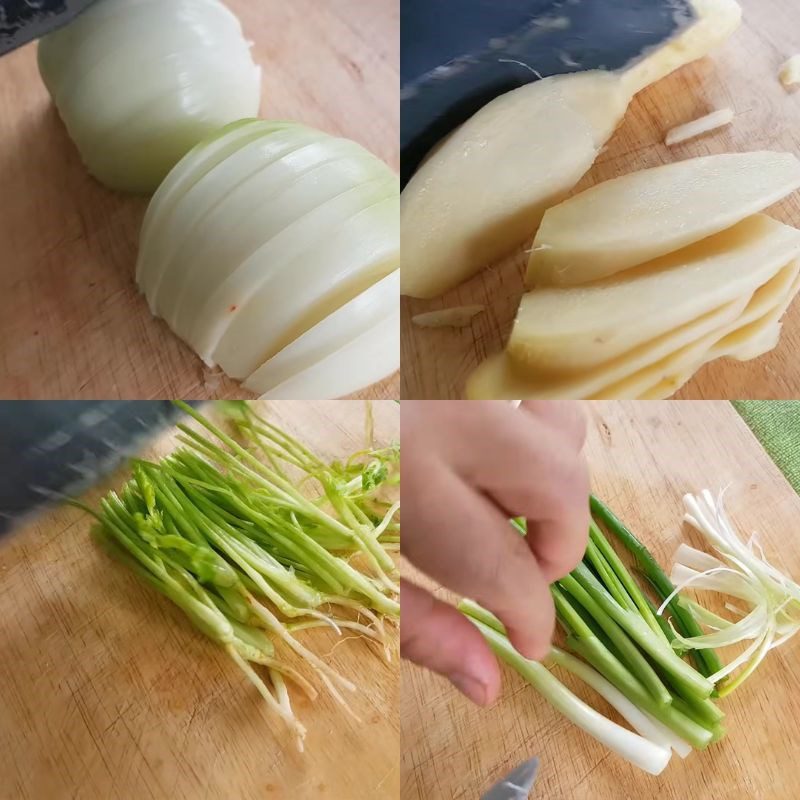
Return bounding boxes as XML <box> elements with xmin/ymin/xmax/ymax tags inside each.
<box><xmin>450</xmin><ymin>672</ymin><xmax>489</xmax><ymax>705</ymax></box>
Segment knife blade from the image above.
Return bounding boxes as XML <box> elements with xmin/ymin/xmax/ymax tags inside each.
<box><xmin>481</xmin><ymin>757</ymin><xmax>540</xmax><ymax>800</ymax></box>
<box><xmin>0</xmin><ymin>400</ymin><xmax>202</xmax><ymax>538</ymax></box>
<box><xmin>401</xmin><ymin>0</ymin><xmax>697</xmax><ymax>185</ymax></box>
<box><xmin>0</xmin><ymin>0</ymin><xmax>99</xmax><ymax>56</ymax></box>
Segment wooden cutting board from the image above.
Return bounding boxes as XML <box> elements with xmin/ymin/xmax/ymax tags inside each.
<box><xmin>0</xmin><ymin>400</ymin><xmax>399</xmax><ymax>800</ymax></box>
<box><xmin>401</xmin><ymin>0</ymin><xmax>800</xmax><ymax>399</ymax></box>
<box><xmin>0</xmin><ymin>0</ymin><xmax>399</xmax><ymax>400</ymax></box>
<box><xmin>401</xmin><ymin>400</ymin><xmax>800</xmax><ymax>799</ymax></box>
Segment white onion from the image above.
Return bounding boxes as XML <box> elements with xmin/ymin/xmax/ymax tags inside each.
<box><xmin>137</xmin><ymin>119</ymin><xmax>399</xmax><ymax>398</ymax></box>
<box><xmin>244</xmin><ymin>272</ymin><xmax>400</xmax><ymax>398</ymax></box>
<box><xmin>38</xmin><ymin>0</ymin><xmax>261</xmax><ymax>193</ymax></box>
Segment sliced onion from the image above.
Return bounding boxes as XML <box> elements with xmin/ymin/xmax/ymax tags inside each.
<box><xmin>244</xmin><ymin>271</ymin><xmax>398</xmax><ymax>395</ymax></box>
<box><xmin>137</xmin><ymin>120</ymin><xmax>399</xmax><ymax>398</ymax></box>
<box><xmin>38</xmin><ymin>0</ymin><xmax>262</xmax><ymax>193</ymax></box>
<box><xmin>251</xmin><ymin>310</ymin><xmax>400</xmax><ymax>399</ymax></box>
<box><xmin>209</xmin><ymin>193</ymin><xmax>397</xmax><ymax>377</ymax></box>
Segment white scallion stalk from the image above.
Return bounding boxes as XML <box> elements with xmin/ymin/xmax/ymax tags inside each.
<box><xmin>38</xmin><ymin>0</ymin><xmax>262</xmax><ymax>193</ymax></box>
<box><xmin>136</xmin><ymin>120</ymin><xmax>399</xmax><ymax>398</ymax></box>
<box><xmin>469</xmin><ymin>617</ymin><xmax>672</xmax><ymax>776</ymax></box>
<box><xmin>663</xmin><ymin>489</ymin><xmax>800</xmax><ymax>696</ymax></box>
<box><xmin>548</xmin><ymin>648</ymin><xmax>690</xmax><ymax>759</ymax></box>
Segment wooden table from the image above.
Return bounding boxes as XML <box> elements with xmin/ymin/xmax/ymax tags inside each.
<box><xmin>0</xmin><ymin>0</ymin><xmax>399</xmax><ymax>400</ymax></box>
<box><xmin>0</xmin><ymin>400</ymin><xmax>399</xmax><ymax>800</ymax></box>
<box><xmin>401</xmin><ymin>0</ymin><xmax>800</xmax><ymax>399</ymax></box>
<box><xmin>401</xmin><ymin>400</ymin><xmax>800</xmax><ymax>799</ymax></box>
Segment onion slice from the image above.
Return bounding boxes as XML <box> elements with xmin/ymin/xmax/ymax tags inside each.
<box><xmin>244</xmin><ymin>271</ymin><xmax>400</xmax><ymax>398</ymax></box>
<box><xmin>137</xmin><ymin>120</ymin><xmax>399</xmax><ymax>398</ymax></box>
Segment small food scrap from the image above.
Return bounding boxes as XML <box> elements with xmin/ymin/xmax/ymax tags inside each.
<box><xmin>779</xmin><ymin>56</ymin><xmax>800</xmax><ymax>89</ymax></box>
<box><xmin>411</xmin><ymin>305</ymin><xmax>485</xmax><ymax>328</ymax></box>
<box><xmin>665</xmin><ymin>108</ymin><xmax>734</xmax><ymax>146</ymax></box>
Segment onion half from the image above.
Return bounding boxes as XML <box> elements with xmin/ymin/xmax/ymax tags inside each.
<box><xmin>38</xmin><ymin>0</ymin><xmax>262</xmax><ymax>193</ymax></box>
<box><xmin>137</xmin><ymin>119</ymin><xmax>399</xmax><ymax>398</ymax></box>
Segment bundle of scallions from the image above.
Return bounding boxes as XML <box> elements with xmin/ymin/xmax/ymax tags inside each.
<box><xmin>71</xmin><ymin>401</ymin><xmax>399</xmax><ymax>752</ymax></box>
<box><xmin>461</xmin><ymin>492</ymin><xmax>800</xmax><ymax>776</ymax></box>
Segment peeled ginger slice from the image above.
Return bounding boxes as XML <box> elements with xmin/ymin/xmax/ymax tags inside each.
<box><xmin>400</xmin><ymin>71</ymin><xmax>632</xmax><ymax>299</ymax></box>
<box><xmin>635</xmin><ymin>265</ymin><xmax>800</xmax><ymax>399</ymax></box>
<box><xmin>465</xmin><ymin>296</ymin><xmax>746</xmax><ymax>400</ymax></box>
<box><xmin>467</xmin><ymin>259</ymin><xmax>799</xmax><ymax>400</ymax></box>
<box><xmin>510</xmin><ymin>214</ymin><xmax>800</xmax><ymax>373</ymax></box>
<box><xmin>527</xmin><ymin>152</ymin><xmax>800</xmax><ymax>287</ymax></box>
<box><xmin>594</xmin><ymin>259</ymin><xmax>800</xmax><ymax>399</ymax></box>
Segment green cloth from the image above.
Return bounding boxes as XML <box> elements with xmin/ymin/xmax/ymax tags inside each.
<box><xmin>732</xmin><ymin>401</ymin><xmax>800</xmax><ymax>496</ymax></box>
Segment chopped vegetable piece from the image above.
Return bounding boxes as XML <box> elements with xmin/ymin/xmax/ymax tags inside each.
<box><xmin>136</xmin><ymin>121</ymin><xmax>399</xmax><ymax>398</ymax></box>
<box><xmin>779</xmin><ymin>56</ymin><xmax>800</xmax><ymax>89</ymax></box>
<box><xmin>665</xmin><ymin>108</ymin><xmax>734</xmax><ymax>146</ymax></box>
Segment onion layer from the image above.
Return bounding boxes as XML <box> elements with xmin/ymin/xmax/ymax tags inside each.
<box><xmin>137</xmin><ymin>119</ymin><xmax>399</xmax><ymax>398</ymax></box>
<box><xmin>38</xmin><ymin>0</ymin><xmax>262</xmax><ymax>193</ymax></box>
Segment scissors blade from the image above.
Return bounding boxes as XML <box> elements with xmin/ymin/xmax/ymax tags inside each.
<box><xmin>481</xmin><ymin>757</ymin><xmax>540</xmax><ymax>800</ymax></box>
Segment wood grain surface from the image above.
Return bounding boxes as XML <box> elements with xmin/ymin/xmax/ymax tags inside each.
<box><xmin>401</xmin><ymin>400</ymin><xmax>800</xmax><ymax>799</ymax></box>
<box><xmin>0</xmin><ymin>0</ymin><xmax>399</xmax><ymax>400</ymax></box>
<box><xmin>401</xmin><ymin>0</ymin><xmax>800</xmax><ymax>399</ymax></box>
<box><xmin>0</xmin><ymin>400</ymin><xmax>399</xmax><ymax>800</ymax></box>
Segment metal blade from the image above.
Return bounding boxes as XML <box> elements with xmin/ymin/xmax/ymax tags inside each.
<box><xmin>481</xmin><ymin>757</ymin><xmax>540</xmax><ymax>800</ymax></box>
<box><xmin>401</xmin><ymin>0</ymin><xmax>697</xmax><ymax>184</ymax></box>
<box><xmin>0</xmin><ymin>401</ymin><xmax>201</xmax><ymax>538</ymax></box>
<box><xmin>1</xmin><ymin>0</ymin><xmax>99</xmax><ymax>56</ymax></box>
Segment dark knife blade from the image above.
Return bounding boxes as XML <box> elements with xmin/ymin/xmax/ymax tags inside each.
<box><xmin>0</xmin><ymin>401</ymin><xmax>201</xmax><ymax>537</ymax></box>
<box><xmin>1</xmin><ymin>0</ymin><xmax>99</xmax><ymax>56</ymax></box>
<box><xmin>401</xmin><ymin>0</ymin><xmax>696</xmax><ymax>184</ymax></box>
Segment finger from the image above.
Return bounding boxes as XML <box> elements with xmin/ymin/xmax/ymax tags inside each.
<box><xmin>400</xmin><ymin>579</ymin><xmax>501</xmax><ymax>705</ymax></box>
<box><xmin>402</xmin><ymin>460</ymin><xmax>555</xmax><ymax>660</ymax></box>
<box><xmin>526</xmin><ymin>458</ymin><xmax>591</xmax><ymax>583</ymax></box>
<box><xmin>442</xmin><ymin>407</ymin><xmax>591</xmax><ymax>583</ymax></box>
<box><xmin>519</xmin><ymin>400</ymin><xmax>587</xmax><ymax>452</ymax></box>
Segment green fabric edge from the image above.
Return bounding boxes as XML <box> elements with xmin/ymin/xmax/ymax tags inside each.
<box><xmin>731</xmin><ymin>401</ymin><xmax>800</xmax><ymax>497</ymax></box>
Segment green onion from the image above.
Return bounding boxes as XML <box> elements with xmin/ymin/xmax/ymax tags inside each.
<box><xmin>571</xmin><ymin>564</ymin><xmax>713</xmax><ymax>701</ymax></box>
<box><xmin>72</xmin><ymin>400</ymin><xmax>400</xmax><ymax>752</ymax></box>
<box><xmin>590</xmin><ymin>494</ymin><xmax>723</xmax><ymax>678</ymax></box>
<box><xmin>588</xmin><ymin>522</ymin><xmax>668</xmax><ymax>643</ymax></box>
<box><xmin>460</xmin><ymin>607</ymin><xmax>672</xmax><ymax>775</ymax></box>
<box><xmin>558</xmin><ymin>572</ymin><xmax>673</xmax><ymax>706</ymax></box>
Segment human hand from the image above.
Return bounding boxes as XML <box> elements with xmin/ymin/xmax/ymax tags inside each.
<box><xmin>400</xmin><ymin>400</ymin><xmax>590</xmax><ymax>706</ymax></box>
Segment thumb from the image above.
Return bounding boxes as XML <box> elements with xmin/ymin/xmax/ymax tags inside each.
<box><xmin>401</xmin><ymin>579</ymin><xmax>501</xmax><ymax>706</ymax></box>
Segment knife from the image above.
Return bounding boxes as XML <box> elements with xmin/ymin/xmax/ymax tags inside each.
<box><xmin>0</xmin><ymin>0</ymin><xmax>99</xmax><ymax>56</ymax></box>
<box><xmin>401</xmin><ymin>0</ymin><xmax>697</xmax><ymax>185</ymax></box>
<box><xmin>481</xmin><ymin>757</ymin><xmax>540</xmax><ymax>800</ymax></box>
<box><xmin>0</xmin><ymin>401</ymin><xmax>202</xmax><ymax>538</ymax></box>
